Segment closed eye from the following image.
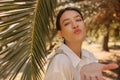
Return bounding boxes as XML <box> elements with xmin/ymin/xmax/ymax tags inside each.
<box><xmin>76</xmin><ymin>19</ymin><xmax>82</xmax><ymax>22</ymax></box>
<box><xmin>64</xmin><ymin>22</ymin><xmax>70</xmax><ymax>26</ymax></box>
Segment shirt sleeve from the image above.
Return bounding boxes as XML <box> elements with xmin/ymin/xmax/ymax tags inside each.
<box><xmin>44</xmin><ymin>54</ymin><xmax>73</xmax><ymax>80</ymax></box>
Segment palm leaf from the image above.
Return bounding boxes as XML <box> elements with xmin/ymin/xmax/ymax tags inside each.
<box><xmin>0</xmin><ymin>0</ymin><xmax>86</xmax><ymax>79</ymax></box>
<box><xmin>0</xmin><ymin>0</ymin><xmax>57</xmax><ymax>80</ymax></box>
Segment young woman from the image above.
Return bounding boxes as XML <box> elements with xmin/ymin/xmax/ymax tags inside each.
<box><xmin>44</xmin><ymin>7</ymin><xmax>118</xmax><ymax>80</ymax></box>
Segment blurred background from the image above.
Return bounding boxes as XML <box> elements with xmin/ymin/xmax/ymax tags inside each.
<box><xmin>0</xmin><ymin>0</ymin><xmax>120</xmax><ymax>80</ymax></box>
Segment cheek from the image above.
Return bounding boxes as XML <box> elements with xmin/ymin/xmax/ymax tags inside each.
<box><xmin>61</xmin><ymin>29</ymin><xmax>72</xmax><ymax>39</ymax></box>
<box><xmin>83</xmin><ymin>27</ymin><xmax>86</xmax><ymax>33</ymax></box>
<box><xmin>61</xmin><ymin>26</ymin><xmax>72</xmax><ymax>34</ymax></box>
<box><xmin>80</xmin><ymin>24</ymin><xmax>86</xmax><ymax>37</ymax></box>
<box><xmin>81</xmin><ymin>24</ymin><xmax>86</xmax><ymax>32</ymax></box>
<box><xmin>83</xmin><ymin>28</ymin><xmax>86</xmax><ymax>37</ymax></box>
<box><xmin>62</xmin><ymin>30</ymin><xmax>70</xmax><ymax>37</ymax></box>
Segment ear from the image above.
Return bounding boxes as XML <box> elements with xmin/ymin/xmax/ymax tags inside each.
<box><xmin>57</xmin><ymin>30</ymin><xmax>62</xmax><ymax>37</ymax></box>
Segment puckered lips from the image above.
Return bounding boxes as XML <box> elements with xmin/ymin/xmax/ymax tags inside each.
<box><xmin>74</xmin><ymin>29</ymin><xmax>81</xmax><ymax>34</ymax></box>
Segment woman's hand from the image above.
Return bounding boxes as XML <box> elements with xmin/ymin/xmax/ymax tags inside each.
<box><xmin>80</xmin><ymin>63</ymin><xmax>118</xmax><ymax>80</ymax></box>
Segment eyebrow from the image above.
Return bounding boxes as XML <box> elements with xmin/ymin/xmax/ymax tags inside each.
<box><xmin>62</xmin><ymin>15</ymin><xmax>82</xmax><ymax>24</ymax></box>
<box><xmin>74</xmin><ymin>15</ymin><xmax>82</xmax><ymax>18</ymax></box>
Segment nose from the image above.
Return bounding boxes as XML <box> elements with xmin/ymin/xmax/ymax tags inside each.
<box><xmin>72</xmin><ymin>21</ymin><xmax>78</xmax><ymax>29</ymax></box>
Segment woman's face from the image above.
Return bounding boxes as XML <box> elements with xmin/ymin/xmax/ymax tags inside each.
<box><xmin>58</xmin><ymin>10</ymin><xmax>86</xmax><ymax>44</ymax></box>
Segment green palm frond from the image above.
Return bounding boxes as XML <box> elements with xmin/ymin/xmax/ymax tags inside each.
<box><xmin>0</xmin><ymin>0</ymin><xmax>57</xmax><ymax>80</ymax></box>
<box><xmin>0</xmin><ymin>0</ymin><xmax>85</xmax><ymax>79</ymax></box>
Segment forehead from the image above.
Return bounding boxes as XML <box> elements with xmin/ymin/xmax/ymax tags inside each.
<box><xmin>60</xmin><ymin>10</ymin><xmax>81</xmax><ymax>21</ymax></box>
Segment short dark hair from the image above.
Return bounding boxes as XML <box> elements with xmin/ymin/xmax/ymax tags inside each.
<box><xmin>56</xmin><ymin>7</ymin><xmax>83</xmax><ymax>31</ymax></box>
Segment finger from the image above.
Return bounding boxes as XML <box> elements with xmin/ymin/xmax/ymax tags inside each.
<box><xmin>102</xmin><ymin>63</ymin><xmax>119</xmax><ymax>70</ymax></box>
<box><xmin>85</xmin><ymin>75</ymin><xmax>90</xmax><ymax>80</ymax></box>
<box><xmin>90</xmin><ymin>76</ymin><xmax>97</xmax><ymax>80</ymax></box>
<box><xmin>96</xmin><ymin>76</ymin><xmax>104</xmax><ymax>80</ymax></box>
<box><xmin>96</xmin><ymin>73</ymin><xmax>104</xmax><ymax>80</ymax></box>
<box><xmin>81</xmin><ymin>73</ymin><xmax>86</xmax><ymax>80</ymax></box>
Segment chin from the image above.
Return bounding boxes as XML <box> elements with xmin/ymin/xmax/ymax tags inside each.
<box><xmin>78</xmin><ymin>36</ymin><xmax>85</xmax><ymax>40</ymax></box>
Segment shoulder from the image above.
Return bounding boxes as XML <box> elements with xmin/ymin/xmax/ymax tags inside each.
<box><xmin>47</xmin><ymin>48</ymin><xmax>73</xmax><ymax>69</ymax></box>
<box><xmin>50</xmin><ymin>49</ymin><xmax>72</xmax><ymax>65</ymax></box>
<box><xmin>46</xmin><ymin>53</ymin><xmax>73</xmax><ymax>73</ymax></box>
<box><xmin>53</xmin><ymin>53</ymin><xmax>71</xmax><ymax>66</ymax></box>
<box><xmin>44</xmin><ymin>54</ymin><xmax>73</xmax><ymax>80</ymax></box>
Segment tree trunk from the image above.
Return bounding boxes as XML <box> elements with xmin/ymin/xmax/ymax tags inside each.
<box><xmin>0</xmin><ymin>46</ymin><xmax>2</xmax><ymax>51</ymax></box>
<box><xmin>102</xmin><ymin>26</ymin><xmax>109</xmax><ymax>51</ymax></box>
<box><xmin>102</xmin><ymin>35</ymin><xmax>109</xmax><ymax>51</ymax></box>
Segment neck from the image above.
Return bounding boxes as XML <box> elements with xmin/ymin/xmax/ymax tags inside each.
<box><xmin>66</xmin><ymin>41</ymin><xmax>82</xmax><ymax>58</ymax></box>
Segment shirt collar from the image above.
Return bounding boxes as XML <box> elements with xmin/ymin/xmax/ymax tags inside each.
<box><xmin>58</xmin><ymin>43</ymin><xmax>81</xmax><ymax>68</ymax></box>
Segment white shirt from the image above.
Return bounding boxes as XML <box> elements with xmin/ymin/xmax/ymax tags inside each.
<box><xmin>44</xmin><ymin>43</ymin><xmax>98</xmax><ymax>80</ymax></box>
